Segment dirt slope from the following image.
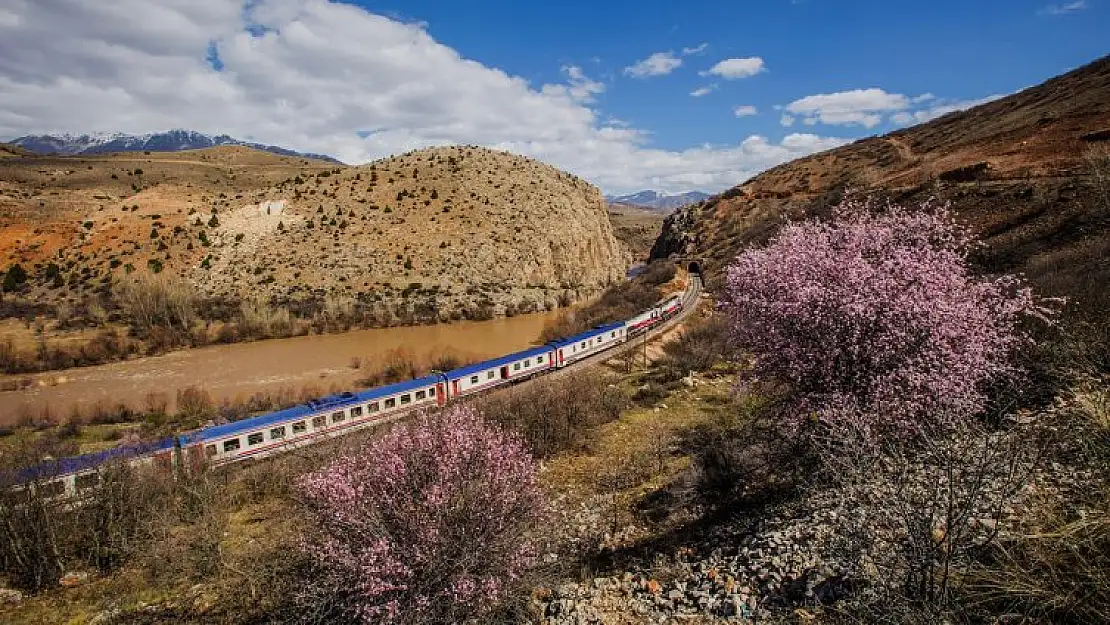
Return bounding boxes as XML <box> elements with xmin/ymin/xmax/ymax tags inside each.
<box><xmin>653</xmin><ymin>55</ymin><xmax>1110</xmax><ymax>311</ymax></box>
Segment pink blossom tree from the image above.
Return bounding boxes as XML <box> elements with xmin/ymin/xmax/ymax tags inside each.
<box><xmin>720</xmin><ymin>197</ymin><xmax>1052</xmax><ymax>443</ymax></box>
<box><xmin>297</xmin><ymin>405</ymin><xmax>544</xmax><ymax>624</ymax></box>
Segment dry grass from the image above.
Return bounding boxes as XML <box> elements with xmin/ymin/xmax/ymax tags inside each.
<box><xmin>965</xmin><ymin>382</ymin><xmax>1110</xmax><ymax>623</ymax></box>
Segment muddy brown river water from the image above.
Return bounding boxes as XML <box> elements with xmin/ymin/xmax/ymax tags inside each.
<box><xmin>0</xmin><ymin>310</ymin><xmax>564</xmax><ymax>424</ymax></box>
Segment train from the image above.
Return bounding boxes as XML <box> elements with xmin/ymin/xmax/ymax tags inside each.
<box><xmin>9</xmin><ymin>287</ymin><xmax>693</xmax><ymax>499</ymax></box>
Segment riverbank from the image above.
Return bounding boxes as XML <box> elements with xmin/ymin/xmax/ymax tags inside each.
<box><xmin>0</xmin><ymin>307</ymin><xmax>564</xmax><ymax>425</ymax></box>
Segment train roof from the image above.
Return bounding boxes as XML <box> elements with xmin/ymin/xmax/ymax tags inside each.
<box><xmin>10</xmin><ymin>437</ymin><xmax>177</xmax><ymax>483</ymax></box>
<box><xmin>548</xmin><ymin>321</ymin><xmax>626</xmax><ymax>348</ymax></box>
<box><xmin>184</xmin><ymin>374</ymin><xmax>442</xmax><ymax>443</ymax></box>
<box><xmin>444</xmin><ymin>345</ymin><xmax>553</xmax><ymax>380</ymax></box>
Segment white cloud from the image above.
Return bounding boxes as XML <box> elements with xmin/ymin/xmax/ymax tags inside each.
<box><xmin>562</xmin><ymin>65</ymin><xmax>605</xmax><ymax>102</ymax></box>
<box><xmin>889</xmin><ymin>112</ymin><xmax>915</xmax><ymax>125</ymax></box>
<box><xmin>784</xmin><ymin>88</ymin><xmax>911</xmax><ymax>128</ymax></box>
<box><xmin>682</xmin><ymin>43</ymin><xmax>708</xmax><ymax>55</ymax></box>
<box><xmin>690</xmin><ymin>85</ymin><xmax>716</xmax><ymax>97</ymax></box>
<box><xmin>733</xmin><ymin>105</ymin><xmax>758</xmax><ymax>118</ymax></box>
<box><xmin>1040</xmin><ymin>1</ymin><xmax>1087</xmax><ymax>14</ymax></box>
<box><xmin>780</xmin><ymin>114</ymin><xmax>796</xmax><ymax>127</ymax></box>
<box><xmin>0</xmin><ymin>0</ymin><xmax>846</xmax><ymax>195</ymax></box>
<box><xmin>889</xmin><ymin>94</ymin><xmax>1007</xmax><ymax>126</ymax></box>
<box><xmin>624</xmin><ymin>51</ymin><xmax>682</xmax><ymax>78</ymax></box>
<box><xmin>701</xmin><ymin>57</ymin><xmax>765</xmax><ymax>79</ymax></box>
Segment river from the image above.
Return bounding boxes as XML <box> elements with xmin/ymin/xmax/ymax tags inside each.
<box><xmin>0</xmin><ymin>310</ymin><xmax>564</xmax><ymax>424</ymax></box>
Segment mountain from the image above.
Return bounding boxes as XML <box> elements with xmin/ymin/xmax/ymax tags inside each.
<box><xmin>8</xmin><ymin>129</ymin><xmax>343</xmax><ymax>164</ymax></box>
<box><xmin>0</xmin><ymin>144</ymin><xmax>627</xmax><ymax>321</ymax></box>
<box><xmin>606</xmin><ymin>190</ymin><xmax>710</xmax><ymax>213</ymax></box>
<box><xmin>652</xmin><ymin>55</ymin><xmax>1110</xmax><ymax>317</ymax></box>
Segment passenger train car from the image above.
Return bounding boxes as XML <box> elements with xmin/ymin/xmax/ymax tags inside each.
<box><xmin>9</xmin><ymin>285</ymin><xmax>694</xmax><ymax>499</ymax></box>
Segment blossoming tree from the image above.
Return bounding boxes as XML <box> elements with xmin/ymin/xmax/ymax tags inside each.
<box><xmin>720</xmin><ymin>198</ymin><xmax>1051</xmax><ymax>443</ymax></box>
<box><xmin>297</xmin><ymin>405</ymin><xmax>544</xmax><ymax>623</ymax></box>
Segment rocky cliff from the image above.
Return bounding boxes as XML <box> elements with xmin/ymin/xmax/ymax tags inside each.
<box><xmin>200</xmin><ymin>145</ymin><xmax>628</xmax><ymax>317</ymax></box>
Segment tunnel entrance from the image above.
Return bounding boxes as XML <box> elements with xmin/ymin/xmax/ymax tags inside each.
<box><xmin>687</xmin><ymin>261</ymin><xmax>702</xmax><ymax>276</ymax></box>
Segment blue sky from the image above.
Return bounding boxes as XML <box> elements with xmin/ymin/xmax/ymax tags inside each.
<box><xmin>365</xmin><ymin>0</ymin><xmax>1106</xmax><ymax>151</ymax></box>
<box><xmin>0</xmin><ymin>0</ymin><xmax>1106</xmax><ymax>193</ymax></box>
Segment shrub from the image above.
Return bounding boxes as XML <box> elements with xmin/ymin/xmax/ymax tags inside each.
<box><xmin>477</xmin><ymin>370</ymin><xmax>626</xmax><ymax>458</ymax></box>
<box><xmin>114</xmin><ymin>274</ymin><xmax>196</xmax><ymax>338</ymax></box>
<box><xmin>3</xmin><ymin>263</ymin><xmax>28</xmax><ymax>292</ymax></box>
<box><xmin>297</xmin><ymin>406</ymin><xmax>544</xmax><ymax>623</ymax></box>
<box><xmin>720</xmin><ymin>197</ymin><xmax>1052</xmax><ymax>445</ymax></box>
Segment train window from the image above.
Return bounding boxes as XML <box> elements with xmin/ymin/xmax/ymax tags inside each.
<box><xmin>581</xmin><ymin>341</ymin><xmax>586</xmax><ymax>349</ymax></box>
<box><xmin>292</xmin><ymin>421</ymin><xmax>307</xmax><ymax>434</ymax></box>
<box><xmin>429</xmin><ymin>387</ymin><xmax>436</xmax><ymax>396</ymax></box>
<box><xmin>351</xmin><ymin>406</ymin><xmax>363</xmax><ymax>417</ymax></box>
<box><xmin>332</xmin><ymin>411</ymin><xmax>345</xmax><ymax>423</ymax></box>
<box><xmin>205</xmin><ymin>444</ymin><xmax>218</xmax><ymax>457</ymax></box>
<box><xmin>271</xmin><ymin>426</ymin><xmax>286</xmax><ymax>440</ymax></box>
<box><xmin>385</xmin><ymin>398</ymin><xmax>396</xmax><ymax>409</ymax></box>
<box><xmin>368</xmin><ymin>401</ymin><xmax>380</xmax><ymax>412</ymax></box>
<box><xmin>400</xmin><ymin>394</ymin><xmax>411</xmax><ymax>405</ymax></box>
<box><xmin>40</xmin><ymin>481</ymin><xmax>65</xmax><ymax>498</ymax></box>
<box><xmin>487</xmin><ymin>371</ymin><xmax>495</xmax><ymax>379</ymax></box>
<box><xmin>76</xmin><ymin>473</ymin><xmax>100</xmax><ymax>491</ymax></box>
<box><xmin>415</xmin><ymin>390</ymin><xmax>426</xmax><ymax>400</ymax></box>
<box><xmin>248</xmin><ymin>432</ymin><xmax>264</xmax><ymax>446</ymax></box>
<box><xmin>611</xmin><ymin>331</ymin><xmax>616</xmax><ymax>338</ymax></box>
<box><xmin>524</xmin><ymin>359</ymin><xmax>531</xmax><ymax>367</ymax></box>
<box><xmin>470</xmin><ymin>375</ymin><xmax>479</xmax><ymax>384</ymax></box>
<box><xmin>312</xmin><ymin>415</ymin><xmax>327</xmax><ymax>428</ymax></box>
<box><xmin>223</xmin><ymin>438</ymin><xmax>241</xmax><ymax>453</ymax></box>
<box><xmin>514</xmin><ymin>363</ymin><xmax>521</xmax><ymax>371</ymax></box>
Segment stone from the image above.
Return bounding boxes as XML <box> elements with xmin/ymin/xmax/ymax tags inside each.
<box><xmin>0</xmin><ymin>588</ymin><xmax>23</xmax><ymax>604</ymax></box>
<box><xmin>60</xmin><ymin>571</ymin><xmax>90</xmax><ymax>587</ymax></box>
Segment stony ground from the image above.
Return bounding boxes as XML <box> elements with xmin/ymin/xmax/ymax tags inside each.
<box><xmin>530</xmin><ymin>370</ymin><xmax>1102</xmax><ymax>625</ymax></box>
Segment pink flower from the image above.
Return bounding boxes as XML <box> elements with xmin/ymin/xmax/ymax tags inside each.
<box><xmin>720</xmin><ymin>197</ymin><xmax>1054</xmax><ymax>444</ymax></box>
<box><xmin>297</xmin><ymin>405</ymin><xmax>544</xmax><ymax>623</ymax></box>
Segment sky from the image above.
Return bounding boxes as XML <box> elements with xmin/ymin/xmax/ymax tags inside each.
<box><xmin>0</xmin><ymin>1</ymin><xmax>1106</xmax><ymax>195</ymax></box>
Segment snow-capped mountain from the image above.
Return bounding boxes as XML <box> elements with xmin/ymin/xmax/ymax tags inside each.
<box><xmin>9</xmin><ymin>129</ymin><xmax>343</xmax><ymax>164</ymax></box>
<box><xmin>605</xmin><ymin>190</ymin><xmax>711</xmax><ymax>213</ymax></box>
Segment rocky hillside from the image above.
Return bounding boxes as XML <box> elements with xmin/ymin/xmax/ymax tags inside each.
<box><xmin>653</xmin><ymin>55</ymin><xmax>1110</xmax><ymax>312</ymax></box>
<box><xmin>0</xmin><ymin>145</ymin><xmax>628</xmax><ymax>321</ymax></box>
<box><xmin>608</xmin><ymin>203</ymin><xmax>666</xmax><ymax>262</ymax></box>
<box><xmin>0</xmin><ymin>143</ymin><xmax>34</xmax><ymax>159</ymax></box>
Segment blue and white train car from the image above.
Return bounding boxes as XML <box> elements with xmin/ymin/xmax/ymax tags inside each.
<box><xmin>549</xmin><ymin>321</ymin><xmax>627</xmax><ymax>367</ymax></box>
<box><xmin>444</xmin><ymin>345</ymin><xmax>555</xmax><ymax>399</ymax></box>
<box><xmin>183</xmin><ymin>374</ymin><xmax>444</xmax><ymax>467</ymax></box>
<box><xmin>8</xmin><ymin>437</ymin><xmax>177</xmax><ymax>499</ymax></box>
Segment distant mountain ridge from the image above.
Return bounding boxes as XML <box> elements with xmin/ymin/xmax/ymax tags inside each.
<box><xmin>606</xmin><ymin>190</ymin><xmax>711</xmax><ymax>212</ymax></box>
<box><xmin>8</xmin><ymin>129</ymin><xmax>343</xmax><ymax>164</ymax></box>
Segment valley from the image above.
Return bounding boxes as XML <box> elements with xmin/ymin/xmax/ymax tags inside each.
<box><xmin>2</xmin><ymin>5</ymin><xmax>1109</xmax><ymax>621</ymax></box>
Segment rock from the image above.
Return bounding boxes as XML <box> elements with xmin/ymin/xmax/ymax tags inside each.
<box><xmin>555</xmin><ymin>583</ymin><xmax>578</xmax><ymax>599</ymax></box>
<box><xmin>60</xmin><ymin>571</ymin><xmax>90</xmax><ymax>587</ymax></box>
<box><xmin>0</xmin><ymin>588</ymin><xmax>23</xmax><ymax>604</ymax></box>
<box><xmin>89</xmin><ymin>609</ymin><xmax>121</xmax><ymax>625</ymax></box>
